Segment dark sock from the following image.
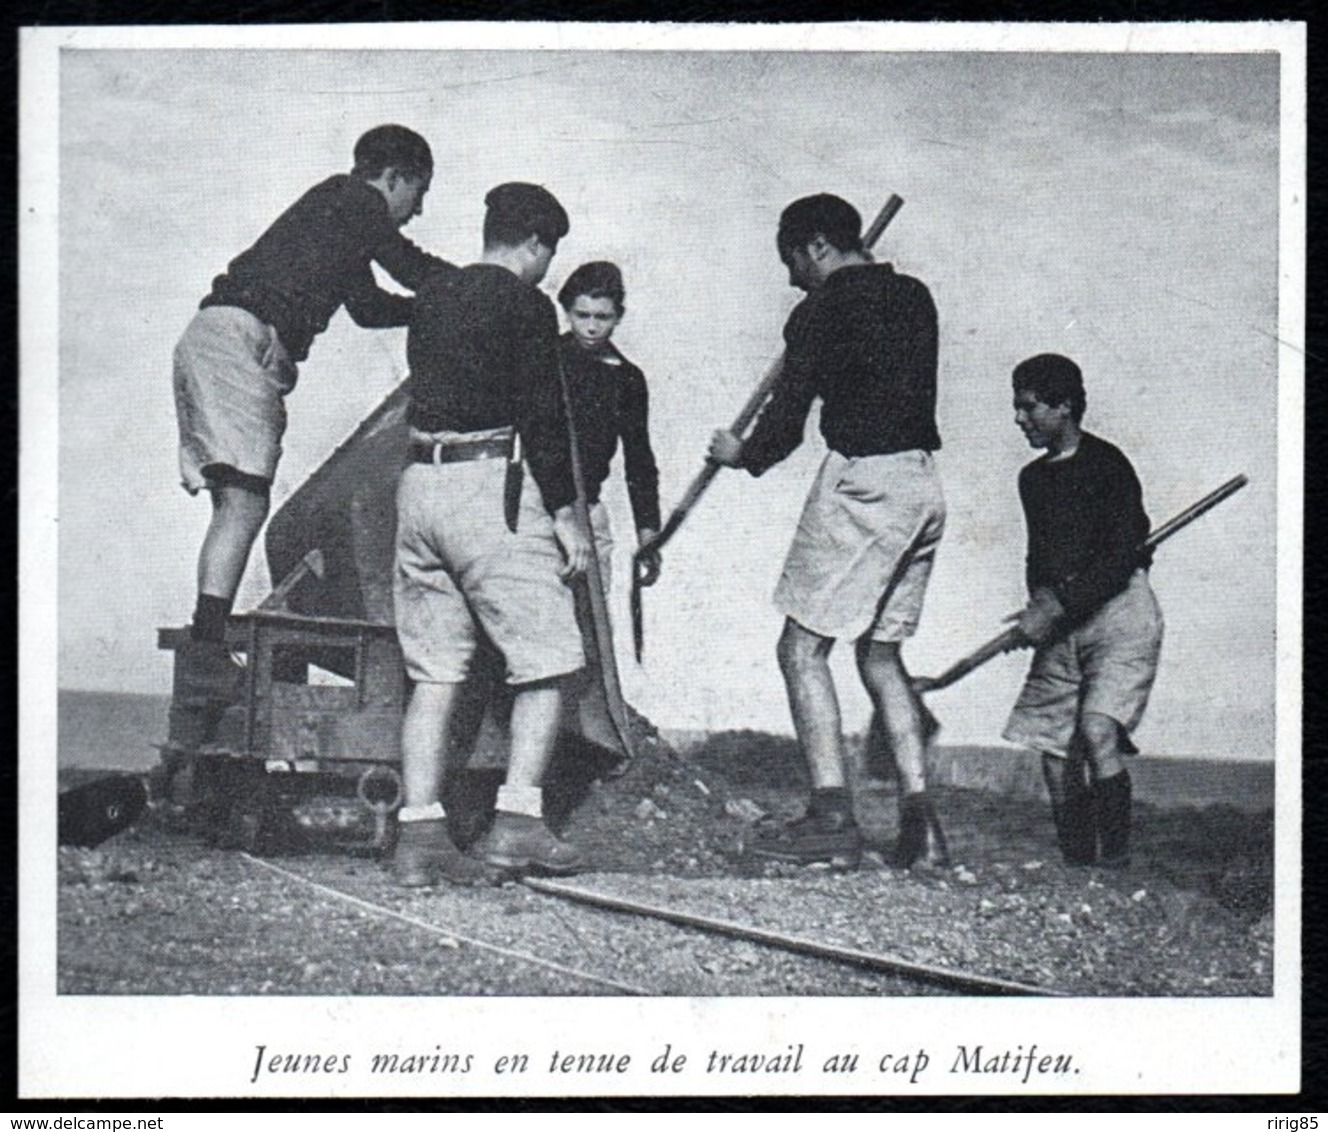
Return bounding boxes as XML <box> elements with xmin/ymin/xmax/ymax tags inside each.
<box><xmin>191</xmin><ymin>593</ymin><xmax>233</xmax><ymax>642</ymax></box>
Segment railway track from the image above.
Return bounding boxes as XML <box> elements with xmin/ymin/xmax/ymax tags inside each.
<box><xmin>243</xmin><ymin>853</ymin><xmax>1066</xmax><ymax>997</ymax></box>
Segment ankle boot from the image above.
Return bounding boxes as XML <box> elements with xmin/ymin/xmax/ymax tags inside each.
<box><xmin>392</xmin><ymin>818</ymin><xmax>501</xmax><ymax>888</ymax></box>
<box><xmin>1051</xmin><ymin>789</ymin><xmax>1097</xmax><ymax>865</ymax></box>
<box><xmin>477</xmin><ymin>813</ymin><xmax>585</xmax><ymax>876</ymax></box>
<box><xmin>1093</xmin><ymin>770</ymin><xmax>1132</xmax><ymax>868</ymax></box>
<box><xmin>895</xmin><ymin>792</ymin><xmax>950</xmax><ymax>869</ymax></box>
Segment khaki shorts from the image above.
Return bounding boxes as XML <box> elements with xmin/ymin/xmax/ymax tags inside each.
<box><xmin>173</xmin><ymin>306</ymin><xmax>297</xmax><ymax>494</ymax></box>
<box><xmin>774</xmin><ymin>449</ymin><xmax>945</xmax><ymax>642</ymax></box>
<box><xmin>393</xmin><ymin>451</ymin><xmax>585</xmax><ymax>686</ymax></box>
<box><xmin>1003</xmin><ymin>569</ymin><xmax>1164</xmax><ymax>759</ymax></box>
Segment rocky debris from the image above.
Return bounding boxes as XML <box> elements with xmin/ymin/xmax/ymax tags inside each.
<box><xmin>58</xmin><ymin>727</ymin><xmax>1275</xmax><ymax>998</ymax></box>
<box><xmin>723</xmin><ymin>798</ymin><xmax>767</xmax><ymax>823</ymax></box>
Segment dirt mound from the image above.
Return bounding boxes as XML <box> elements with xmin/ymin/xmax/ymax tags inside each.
<box><xmin>685</xmin><ymin>728</ymin><xmax>808</xmax><ymax>788</ymax></box>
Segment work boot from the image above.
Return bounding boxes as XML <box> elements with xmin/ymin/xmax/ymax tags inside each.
<box><xmin>1092</xmin><ymin>770</ymin><xmax>1132</xmax><ymax>869</ymax></box>
<box><xmin>1050</xmin><ymin>790</ymin><xmax>1098</xmax><ymax>866</ymax></box>
<box><xmin>391</xmin><ymin>818</ymin><xmax>501</xmax><ymax>888</ymax></box>
<box><xmin>746</xmin><ymin>808</ymin><xmax>863</xmax><ymax>869</ymax></box>
<box><xmin>476</xmin><ymin>812</ymin><xmax>585</xmax><ymax>876</ymax></box>
<box><xmin>894</xmin><ymin>791</ymin><xmax>950</xmax><ymax>869</ymax></box>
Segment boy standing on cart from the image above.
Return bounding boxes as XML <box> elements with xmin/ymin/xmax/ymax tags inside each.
<box><xmin>1003</xmin><ymin>353</ymin><xmax>1164</xmax><ymax>868</ymax></box>
<box><xmin>168</xmin><ymin>125</ymin><xmax>453</xmax><ymax>750</ymax></box>
<box><xmin>391</xmin><ymin>182</ymin><xmax>593</xmax><ymax>887</ymax></box>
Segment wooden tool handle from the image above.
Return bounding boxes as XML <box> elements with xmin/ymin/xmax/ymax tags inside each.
<box><xmin>916</xmin><ymin>475</ymin><xmax>1250</xmax><ymax>694</ymax></box>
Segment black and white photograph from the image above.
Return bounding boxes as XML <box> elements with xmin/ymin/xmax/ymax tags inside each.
<box><xmin>19</xmin><ymin>21</ymin><xmax>1304</xmax><ymax>1099</ymax></box>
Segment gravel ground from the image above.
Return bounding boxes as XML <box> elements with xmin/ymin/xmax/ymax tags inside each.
<box><xmin>57</xmin><ymin>721</ymin><xmax>1274</xmax><ymax>997</ymax></box>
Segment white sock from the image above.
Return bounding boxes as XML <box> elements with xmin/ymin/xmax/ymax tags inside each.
<box><xmin>398</xmin><ymin>801</ymin><xmax>446</xmax><ymax>823</ymax></box>
<box><xmin>495</xmin><ymin>784</ymin><xmax>543</xmax><ymax>818</ymax></box>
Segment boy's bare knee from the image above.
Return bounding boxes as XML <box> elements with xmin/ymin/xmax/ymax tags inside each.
<box><xmin>777</xmin><ymin>622</ymin><xmax>832</xmax><ymax>676</ymax></box>
<box><xmin>1079</xmin><ymin>711</ymin><xmax>1120</xmax><ymax>756</ymax></box>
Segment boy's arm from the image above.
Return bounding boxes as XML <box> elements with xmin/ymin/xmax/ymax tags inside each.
<box><xmin>725</xmin><ymin>302</ymin><xmax>819</xmax><ymax>477</ymax></box>
<box><xmin>342</xmin><ymin>261</ymin><xmax>416</xmax><ymax>328</ymax></box>
<box><xmin>619</xmin><ymin>364</ymin><xmax>663</xmax><ymax>585</ymax></box>
<box><xmin>620</xmin><ymin>365</ymin><xmax>662</xmax><ymax>536</ymax></box>
<box><xmin>1015</xmin><ymin>448</ymin><xmax>1150</xmax><ymax>645</ymax></box>
<box><xmin>517</xmin><ymin>295</ymin><xmax>578</xmax><ymax>517</ymax></box>
<box><xmin>373</xmin><ymin>229</ymin><xmax>457</xmax><ymax>293</ymax></box>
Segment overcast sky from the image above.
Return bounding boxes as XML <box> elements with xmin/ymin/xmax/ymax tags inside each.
<box><xmin>46</xmin><ymin>32</ymin><xmax>1291</xmax><ymax>758</ymax></box>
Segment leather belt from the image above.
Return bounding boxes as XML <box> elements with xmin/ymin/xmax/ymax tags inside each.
<box><xmin>409</xmin><ymin>436</ymin><xmax>511</xmax><ymax>464</ymax></box>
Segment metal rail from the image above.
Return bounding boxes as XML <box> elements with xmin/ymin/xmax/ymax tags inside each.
<box><xmin>241</xmin><ymin>853</ymin><xmax>652</xmax><ymax>995</ymax></box>
<box><xmin>523</xmin><ymin>877</ymin><xmax>1067</xmax><ymax>997</ymax></box>
<box><xmin>239</xmin><ymin>853</ymin><xmax>1064</xmax><ymax>997</ymax></box>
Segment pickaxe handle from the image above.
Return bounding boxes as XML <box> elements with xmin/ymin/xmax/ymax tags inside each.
<box><xmin>914</xmin><ymin>474</ymin><xmax>1249</xmax><ymax>694</ymax></box>
<box><xmin>631</xmin><ymin>193</ymin><xmax>905</xmax><ymax>659</ymax></box>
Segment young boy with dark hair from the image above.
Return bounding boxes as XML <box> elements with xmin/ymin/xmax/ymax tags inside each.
<box><xmin>1004</xmin><ymin>353</ymin><xmax>1164</xmax><ymax>868</ymax></box>
<box><xmin>169</xmin><ymin>124</ymin><xmax>454</xmax><ymax>748</ymax></box>
<box><xmin>391</xmin><ymin>182</ymin><xmax>594</xmax><ymax>886</ymax></box>
<box><xmin>555</xmin><ymin>261</ymin><xmax>661</xmax><ymax>589</ymax></box>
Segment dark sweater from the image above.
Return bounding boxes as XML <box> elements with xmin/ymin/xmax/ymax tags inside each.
<box><xmin>558</xmin><ymin>334</ymin><xmax>661</xmax><ymax>533</ymax></box>
<box><xmin>739</xmin><ymin>262</ymin><xmax>941</xmax><ymax>476</ymax></box>
<box><xmin>202</xmin><ymin>175</ymin><xmax>454</xmax><ymax>363</ymax></box>
<box><xmin>1019</xmin><ymin>432</ymin><xmax>1153</xmax><ymax>624</ymax></box>
<box><xmin>406</xmin><ymin>264</ymin><xmax>576</xmax><ymax>515</ymax></box>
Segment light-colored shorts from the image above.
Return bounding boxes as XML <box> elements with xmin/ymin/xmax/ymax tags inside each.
<box><xmin>173</xmin><ymin>305</ymin><xmax>297</xmax><ymax>494</ymax></box>
<box><xmin>774</xmin><ymin>449</ymin><xmax>945</xmax><ymax>642</ymax></box>
<box><xmin>1003</xmin><ymin>569</ymin><xmax>1164</xmax><ymax>759</ymax></box>
<box><xmin>394</xmin><ymin>447</ymin><xmax>585</xmax><ymax>686</ymax></box>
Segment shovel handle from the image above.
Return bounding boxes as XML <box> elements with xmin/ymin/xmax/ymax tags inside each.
<box><xmin>914</xmin><ymin>474</ymin><xmax>1250</xmax><ymax>694</ymax></box>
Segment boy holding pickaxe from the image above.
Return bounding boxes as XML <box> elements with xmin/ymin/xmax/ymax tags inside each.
<box><xmin>709</xmin><ymin>193</ymin><xmax>948</xmax><ymax>870</ymax></box>
<box><xmin>1004</xmin><ymin>353</ymin><xmax>1164</xmax><ymax>868</ymax></box>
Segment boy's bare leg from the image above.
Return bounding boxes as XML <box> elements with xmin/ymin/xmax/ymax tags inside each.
<box><xmin>855</xmin><ymin>638</ymin><xmax>925</xmax><ymax>794</ymax></box>
<box><xmin>776</xmin><ymin>619</ymin><xmax>845</xmax><ymax>789</ymax></box>
<box><xmin>197</xmin><ymin>483</ymin><xmax>270</xmax><ymax>602</ymax></box>
<box><xmin>394</xmin><ymin>680</ymin><xmax>496</xmax><ymax>887</ymax></box>
<box><xmin>400</xmin><ymin>681</ymin><xmax>462</xmax><ymax>809</ymax></box>
<box><xmin>479</xmin><ymin>677</ymin><xmax>584</xmax><ymax>874</ymax></box>
<box><xmin>745</xmin><ymin>618</ymin><xmax>860</xmax><ymax>866</ymax></box>
<box><xmin>168</xmin><ymin>483</ymin><xmax>269</xmax><ymax>754</ymax></box>
<box><xmin>505</xmin><ymin>680</ymin><xmax>563</xmax><ymax>789</ymax></box>
<box><xmin>1079</xmin><ymin>711</ymin><xmax>1127</xmax><ymax>780</ymax></box>
<box><xmin>856</xmin><ymin>637</ymin><xmax>948</xmax><ymax>866</ymax></box>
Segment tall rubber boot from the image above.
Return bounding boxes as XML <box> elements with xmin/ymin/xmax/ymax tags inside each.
<box><xmin>1050</xmin><ymin>789</ymin><xmax>1098</xmax><ymax>866</ymax></box>
<box><xmin>1093</xmin><ymin>769</ymin><xmax>1132</xmax><ymax>868</ymax></box>
<box><xmin>895</xmin><ymin>791</ymin><xmax>950</xmax><ymax>869</ymax></box>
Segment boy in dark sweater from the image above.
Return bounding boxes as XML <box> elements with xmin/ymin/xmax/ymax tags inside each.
<box><xmin>555</xmin><ymin>261</ymin><xmax>661</xmax><ymax>591</ymax></box>
<box><xmin>169</xmin><ymin>124</ymin><xmax>454</xmax><ymax>748</ymax></box>
<box><xmin>392</xmin><ymin>182</ymin><xmax>592</xmax><ymax>885</ymax></box>
<box><xmin>1003</xmin><ymin>353</ymin><xmax>1164</xmax><ymax>867</ymax></box>
<box><xmin>709</xmin><ymin>194</ymin><xmax>947</xmax><ymax>870</ymax></box>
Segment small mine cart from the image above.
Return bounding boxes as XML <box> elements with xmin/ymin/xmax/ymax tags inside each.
<box><xmin>155</xmin><ymin>384</ymin><xmax>633</xmax><ymax>854</ymax></box>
